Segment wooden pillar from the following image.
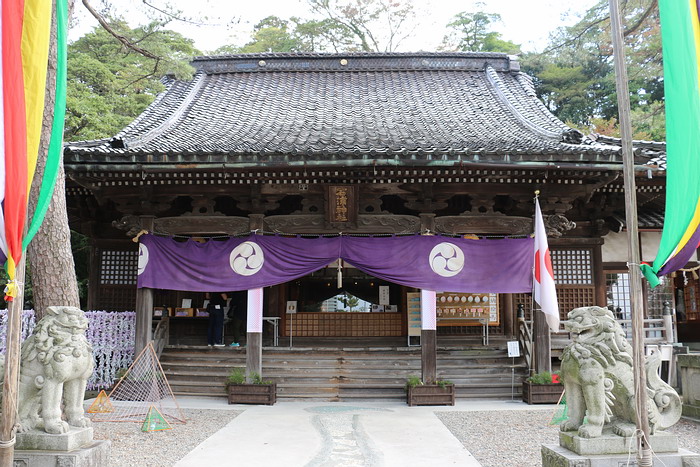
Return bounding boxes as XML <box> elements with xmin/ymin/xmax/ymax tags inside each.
<box><xmin>421</xmin><ymin>289</ymin><xmax>437</xmax><ymax>384</ymax></box>
<box><xmin>246</xmin><ymin>213</ymin><xmax>265</xmax><ymax>380</ymax></box>
<box><xmin>534</xmin><ymin>309</ymin><xmax>552</xmax><ymax>374</ymax></box>
<box><xmin>503</xmin><ymin>294</ymin><xmax>515</xmax><ymax>338</ymax></box>
<box><xmin>134</xmin><ymin>216</ymin><xmax>155</xmax><ymax>356</ymax></box>
<box><xmin>246</xmin><ymin>288</ymin><xmax>264</xmax><ymax>381</ymax></box>
<box><xmin>87</xmin><ymin>240</ymin><xmax>100</xmax><ymax>311</ymax></box>
<box><xmin>592</xmin><ymin>242</ymin><xmax>606</xmax><ymax>307</ymax></box>
<box><xmin>419</xmin><ymin>213</ymin><xmax>438</xmax><ymax>383</ymax></box>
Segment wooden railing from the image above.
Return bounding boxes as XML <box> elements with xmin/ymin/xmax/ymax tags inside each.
<box><xmin>152</xmin><ymin>316</ymin><xmax>170</xmax><ymax>357</ymax></box>
<box><xmin>517</xmin><ymin>310</ymin><xmax>533</xmax><ymax>373</ymax></box>
<box><xmin>618</xmin><ymin>318</ymin><xmax>673</xmax><ymax>344</ymax></box>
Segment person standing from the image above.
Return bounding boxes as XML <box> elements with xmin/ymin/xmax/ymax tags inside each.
<box><xmin>206</xmin><ymin>292</ymin><xmax>228</xmax><ymax>347</ymax></box>
<box><xmin>228</xmin><ymin>291</ymin><xmax>247</xmax><ymax>347</ymax></box>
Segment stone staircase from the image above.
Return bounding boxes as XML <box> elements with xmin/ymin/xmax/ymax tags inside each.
<box><xmin>159</xmin><ymin>344</ymin><xmax>529</xmax><ymax>401</ymax></box>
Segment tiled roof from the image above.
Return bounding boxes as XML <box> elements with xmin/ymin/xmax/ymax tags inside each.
<box><xmin>64</xmin><ymin>52</ymin><xmax>664</xmax><ymax>168</ymax></box>
<box><xmin>612</xmin><ymin>207</ymin><xmax>665</xmax><ymax>230</ymax></box>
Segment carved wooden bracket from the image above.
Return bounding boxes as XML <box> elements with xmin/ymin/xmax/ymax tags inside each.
<box><xmin>112</xmin><ymin>215</ymin><xmax>142</xmax><ymax>237</ymax></box>
<box><xmin>544</xmin><ymin>214</ymin><xmax>576</xmax><ymax>238</ymax></box>
<box><xmin>435</xmin><ymin>215</ymin><xmax>532</xmax><ymax>235</ymax></box>
<box><xmin>265</xmin><ymin>214</ymin><xmax>420</xmax><ymax>234</ymax></box>
<box><xmin>154</xmin><ymin>216</ymin><xmax>250</xmax><ymax>235</ymax></box>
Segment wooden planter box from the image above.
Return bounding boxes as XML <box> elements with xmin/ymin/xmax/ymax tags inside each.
<box><xmin>407</xmin><ymin>384</ymin><xmax>455</xmax><ymax>406</ymax></box>
<box><xmin>522</xmin><ymin>381</ymin><xmax>564</xmax><ymax>404</ymax></box>
<box><xmin>227</xmin><ymin>383</ymin><xmax>276</xmax><ymax>405</ymax></box>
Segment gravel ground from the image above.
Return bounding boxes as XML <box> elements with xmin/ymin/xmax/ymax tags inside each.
<box><xmin>91</xmin><ymin>409</ymin><xmax>241</xmax><ymax>467</ymax></box>
<box><xmin>437</xmin><ymin>410</ymin><xmax>700</xmax><ymax>467</ymax></box>
<box><xmin>90</xmin><ymin>406</ymin><xmax>699</xmax><ymax>467</ymax></box>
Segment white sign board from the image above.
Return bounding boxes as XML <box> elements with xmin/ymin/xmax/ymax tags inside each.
<box><xmin>286</xmin><ymin>301</ymin><xmax>298</xmax><ymax>314</ymax></box>
<box><xmin>379</xmin><ymin>286</ymin><xmax>390</xmax><ymax>305</ymax></box>
<box><xmin>507</xmin><ymin>341</ymin><xmax>521</xmax><ymax>358</ymax></box>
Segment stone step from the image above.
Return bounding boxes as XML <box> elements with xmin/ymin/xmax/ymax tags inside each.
<box><xmin>160</xmin><ymin>344</ymin><xmax>528</xmax><ymax>401</ymax></box>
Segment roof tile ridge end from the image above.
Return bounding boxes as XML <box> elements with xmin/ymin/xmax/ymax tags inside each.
<box><xmin>485</xmin><ymin>66</ymin><xmax>565</xmax><ymax>141</ymax></box>
<box><xmin>122</xmin><ymin>72</ymin><xmax>207</xmax><ymax>150</ymax></box>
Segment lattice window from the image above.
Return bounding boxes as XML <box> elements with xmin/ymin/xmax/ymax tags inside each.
<box><xmin>100</xmin><ymin>250</ymin><xmax>138</xmax><ymax>285</ymax></box>
<box><xmin>683</xmin><ymin>276</ymin><xmax>699</xmax><ymax>321</ymax></box>
<box><xmin>513</xmin><ymin>293</ymin><xmax>533</xmax><ymax>321</ymax></box>
<box><xmin>606</xmin><ymin>272</ymin><xmax>631</xmax><ymax>320</ymax></box>
<box><xmin>96</xmin><ymin>286</ymin><xmax>136</xmax><ymax>312</ymax></box>
<box><xmin>646</xmin><ymin>276</ymin><xmax>673</xmax><ymax>319</ymax></box>
<box><xmin>551</xmin><ymin>249</ymin><xmax>593</xmax><ymax>285</ymax></box>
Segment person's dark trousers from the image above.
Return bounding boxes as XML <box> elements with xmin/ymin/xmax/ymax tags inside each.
<box><xmin>232</xmin><ymin>317</ymin><xmax>245</xmax><ymax>344</ymax></box>
<box><xmin>207</xmin><ymin>309</ymin><xmax>224</xmax><ymax>345</ymax></box>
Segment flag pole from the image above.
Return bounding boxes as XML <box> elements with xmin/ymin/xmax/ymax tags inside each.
<box><xmin>608</xmin><ymin>0</ymin><xmax>652</xmax><ymax>465</ymax></box>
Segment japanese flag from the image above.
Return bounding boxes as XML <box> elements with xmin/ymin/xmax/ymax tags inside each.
<box><xmin>534</xmin><ymin>199</ymin><xmax>560</xmax><ymax>330</ymax></box>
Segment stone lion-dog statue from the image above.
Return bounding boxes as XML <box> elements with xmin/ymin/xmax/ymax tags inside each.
<box><xmin>3</xmin><ymin>306</ymin><xmax>95</xmax><ymax>434</ymax></box>
<box><xmin>560</xmin><ymin>306</ymin><xmax>681</xmax><ymax>438</ymax></box>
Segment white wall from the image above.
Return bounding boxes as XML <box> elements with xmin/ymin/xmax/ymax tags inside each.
<box><xmin>602</xmin><ymin>231</ymin><xmax>698</xmax><ymax>264</ymax></box>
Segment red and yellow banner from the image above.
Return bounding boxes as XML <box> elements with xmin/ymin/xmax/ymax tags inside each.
<box><xmin>1</xmin><ymin>0</ymin><xmax>66</xmax><ymax>301</ymax></box>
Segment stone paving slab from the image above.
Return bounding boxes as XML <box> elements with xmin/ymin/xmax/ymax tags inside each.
<box><xmin>174</xmin><ymin>401</ymin><xmax>480</xmax><ymax>467</ymax></box>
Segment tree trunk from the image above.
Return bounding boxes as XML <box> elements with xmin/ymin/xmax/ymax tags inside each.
<box><xmin>27</xmin><ymin>0</ymin><xmax>79</xmax><ymax>320</ymax></box>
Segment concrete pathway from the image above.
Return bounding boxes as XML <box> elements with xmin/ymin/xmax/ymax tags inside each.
<box><xmin>174</xmin><ymin>400</ymin><xmax>485</xmax><ymax>467</ymax></box>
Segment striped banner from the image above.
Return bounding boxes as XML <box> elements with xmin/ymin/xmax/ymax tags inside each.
<box><xmin>1</xmin><ymin>0</ymin><xmax>66</xmax><ymax>301</ymax></box>
<box><xmin>642</xmin><ymin>0</ymin><xmax>700</xmax><ymax>287</ymax></box>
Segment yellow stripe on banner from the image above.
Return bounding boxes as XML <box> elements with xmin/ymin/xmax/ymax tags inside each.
<box><xmin>665</xmin><ymin>197</ymin><xmax>700</xmax><ymax>265</ymax></box>
<box><xmin>690</xmin><ymin>0</ymin><xmax>700</xmax><ymax>92</ymax></box>
<box><xmin>21</xmin><ymin>0</ymin><xmax>52</xmax><ymax>196</ymax></box>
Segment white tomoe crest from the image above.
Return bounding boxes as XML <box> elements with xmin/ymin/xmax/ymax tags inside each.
<box><xmin>230</xmin><ymin>241</ymin><xmax>265</xmax><ymax>276</ymax></box>
<box><xmin>428</xmin><ymin>242</ymin><xmax>464</xmax><ymax>277</ymax></box>
<box><xmin>137</xmin><ymin>243</ymin><xmax>149</xmax><ymax>275</ymax></box>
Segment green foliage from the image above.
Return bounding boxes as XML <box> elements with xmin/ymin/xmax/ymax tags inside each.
<box><xmin>249</xmin><ymin>372</ymin><xmax>273</xmax><ymax>385</ymax></box>
<box><xmin>228</xmin><ymin>368</ymin><xmax>272</xmax><ymax>385</ymax></box>
<box><xmin>521</xmin><ymin>0</ymin><xmax>664</xmax><ymax>134</ymax></box>
<box><xmin>217</xmin><ymin>0</ymin><xmax>417</xmax><ymax>54</ymax></box>
<box><xmin>442</xmin><ymin>6</ymin><xmax>521</xmax><ymax>53</ymax></box>
<box><xmin>526</xmin><ymin>371</ymin><xmax>559</xmax><ymax>385</ymax></box>
<box><xmin>405</xmin><ymin>375</ymin><xmax>451</xmax><ymax>390</ymax></box>
<box><xmin>340</xmin><ymin>293</ymin><xmax>360</xmax><ymax>312</ymax></box>
<box><xmin>405</xmin><ymin>375</ymin><xmax>422</xmax><ymax>389</ymax></box>
<box><xmin>436</xmin><ymin>379</ymin><xmax>453</xmax><ymax>389</ymax></box>
<box><xmin>66</xmin><ymin>20</ymin><xmax>200</xmax><ymax>141</ymax></box>
<box><xmin>227</xmin><ymin>367</ymin><xmax>246</xmax><ymax>385</ymax></box>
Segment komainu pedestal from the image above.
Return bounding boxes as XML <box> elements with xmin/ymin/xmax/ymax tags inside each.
<box><xmin>3</xmin><ymin>306</ymin><xmax>112</xmax><ymax>466</ymax></box>
<box><xmin>542</xmin><ymin>306</ymin><xmax>700</xmax><ymax>467</ymax></box>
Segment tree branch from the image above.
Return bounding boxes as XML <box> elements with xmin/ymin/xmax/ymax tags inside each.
<box><xmin>81</xmin><ymin>0</ymin><xmax>160</xmax><ymax>60</ymax></box>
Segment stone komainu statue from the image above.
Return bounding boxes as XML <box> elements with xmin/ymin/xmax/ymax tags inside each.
<box><xmin>15</xmin><ymin>306</ymin><xmax>94</xmax><ymax>434</ymax></box>
<box><xmin>560</xmin><ymin>306</ymin><xmax>681</xmax><ymax>438</ymax></box>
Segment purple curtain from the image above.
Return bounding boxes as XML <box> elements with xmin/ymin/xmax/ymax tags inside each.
<box><xmin>138</xmin><ymin>234</ymin><xmax>533</xmax><ymax>293</ymax></box>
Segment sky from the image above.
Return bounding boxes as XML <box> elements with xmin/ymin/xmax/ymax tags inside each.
<box><xmin>71</xmin><ymin>0</ymin><xmax>601</xmax><ymax>54</ymax></box>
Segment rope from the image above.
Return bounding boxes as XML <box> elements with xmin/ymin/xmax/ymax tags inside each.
<box><xmin>139</xmin><ymin>228</ymin><xmax>529</xmax><ymax>241</ymax></box>
<box><xmin>0</xmin><ymin>436</ymin><xmax>16</xmax><ymax>448</ymax></box>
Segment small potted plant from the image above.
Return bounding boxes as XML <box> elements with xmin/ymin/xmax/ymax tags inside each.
<box><xmin>226</xmin><ymin>368</ymin><xmax>276</xmax><ymax>405</ymax></box>
<box><xmin>406</xmin><ymin>375</ymin><xmax>455</xmax><ymax>406</ymax></box>
<box><xmin>522</xmin><ymin>371</ymin><xmax>564</xmax><ymax>404</ymax></box>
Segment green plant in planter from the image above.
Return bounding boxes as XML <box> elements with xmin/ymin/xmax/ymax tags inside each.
<box><xmin>227</xmin><ymin>367</ymin><xmax>246</xmax><ymax>385</ymax></box>
<box><xmin>406</xmin><ymin>376</ymin><xmax>453</xmax><ymax>390</ymax></box>
<box><xmin>526</xmin><ymin>371</ymin><xmax>560</xmax><ymax>384</ymax></box>
<box><xmin>227</xmin><ymin>368</ymin><xmax>272</xmax><ymax>385</ymax></box>
<box><xmin>436</xmin><ymin>379</ymin><xmax>453</xmax><ymax>389</ymax></box>
<box><xmin>249</xmin><ymin>372</ymin><xmax>272</xmax><ymax>385</ymax></box>
<box><xmin>405</xmin><ymin>375</ymin><xmax>423</xmax><ymax>390</ymax></box>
